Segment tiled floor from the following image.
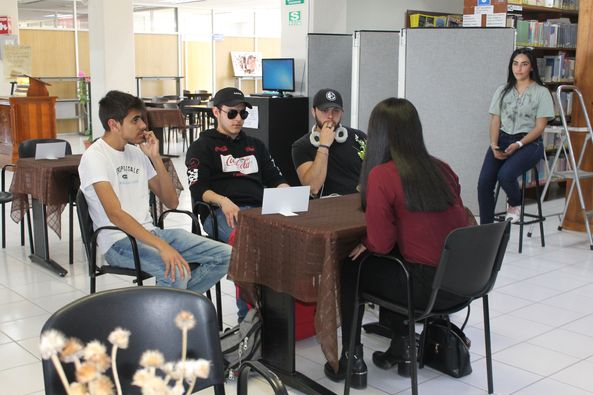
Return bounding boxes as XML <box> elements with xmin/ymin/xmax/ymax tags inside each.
<box><xmin>1</xmin><ymin>134</ymin><xmax>593</xmax><ymax>394</ymax></box>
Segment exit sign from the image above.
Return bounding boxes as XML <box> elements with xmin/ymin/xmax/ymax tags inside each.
<box><xmin>285</xmin><ymin>0</ymin><xmax>304</xmax><ymax>5</ymax></box>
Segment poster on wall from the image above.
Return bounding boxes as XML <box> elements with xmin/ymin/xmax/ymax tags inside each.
<box><xmin>3</xmin><ymin>45</ymin><xmax>32</xmax><ymax>81</ymax></box>
<box><xmin>230</xmin><ymin>51</ymin><xmax>262</xmax><ymax>77</ymax></box>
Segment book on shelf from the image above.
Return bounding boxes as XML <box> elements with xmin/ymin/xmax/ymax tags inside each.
<box><xmin>536</xmin><ymin>52</ymin><xmax>575</xmax><ymax>82</ymax></box>
<box><xmin>408</xmin><ymin>13</ymin><xmax>462</xmax><ymax>28</ymax></box>
<box><xmin>519</xmin><ymin>0</ymin><xmax>579</xmax><ymax>9</ymax></box>
<box><xmin>514</xmin><ymin>18</ymin><xmax>576</xmax><ymax>48</ymax></box>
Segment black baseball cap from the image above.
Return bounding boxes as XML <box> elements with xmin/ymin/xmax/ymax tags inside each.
<box><xmin>313</xmin><ymin>88</ymin><xmax>343</xmax><ymax>110</ymax></box>
<box><xmin>212</xmin><ymin>87</ymin><xmax>252</xmax><ymax>108</ymax></box>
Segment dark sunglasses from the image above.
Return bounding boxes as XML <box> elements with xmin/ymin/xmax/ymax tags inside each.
<box><xmin>220</xmin><ymin>108</ymin><xmax>249</xmax><ymax>120</ymax></box>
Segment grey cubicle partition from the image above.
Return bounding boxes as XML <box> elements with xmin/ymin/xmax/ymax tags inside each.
<box><xmin>307</xmin><ymin>33</ymin><xmax>353</xmax><ymax>130</ymax></box>
<box><xmin>351</xmin><ymin>30</ymin><xmax>400</xmax><ymax>131</ymax></box>
<box><xmin>403</xmin><ymin>28</ymin><xmax>515</xmax><ymax>213</ymax></box>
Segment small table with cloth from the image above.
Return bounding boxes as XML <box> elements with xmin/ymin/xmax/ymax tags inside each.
<box><xmin>229</xmin><ymin>193</ymin><xmax>366</xmax><ymax>395</ymax></box>
<box><xmin>9</xmin><ymin>154</ymin><xmax>182</xmax><ymax>277</ymax></box>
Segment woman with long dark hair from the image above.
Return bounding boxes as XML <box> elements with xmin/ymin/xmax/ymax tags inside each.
<box><xmin>477</xmin><ymin>48</ymin><xmax>554</xmax><ymax>224</ymax></box>
<box><xmin>324</xmin><ymin>98</ymin><xmax>469</xmax><ymax>388</ymax></box>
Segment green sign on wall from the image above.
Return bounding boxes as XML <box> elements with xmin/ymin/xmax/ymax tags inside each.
<box><xmin>288</xmin><ymin>11</ymin><xmax>302</xmax><ymax>25</ymax></box>
<box><xmin>285</xmin><ymin>0</ymin><xmax>304</xmax><ymax>5</ymax></box>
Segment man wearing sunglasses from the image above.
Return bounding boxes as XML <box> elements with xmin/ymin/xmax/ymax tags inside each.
<box><xmin>186</xmin><ymin>87</ymin><xmax>289</xmax><ymax>243</ymax></box>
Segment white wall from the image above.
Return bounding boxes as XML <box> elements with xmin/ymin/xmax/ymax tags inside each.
<box><xmin>346</xmin><ymin>0</ymin><xmax>464</xmax><ymax>32</ymax></box>
<box><xmin>0</xmin><ymin>0</ymin><xmax>19</xmax><ymax>96</ymax></box>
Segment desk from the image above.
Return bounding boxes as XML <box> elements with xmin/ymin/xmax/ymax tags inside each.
<box><xmin>9</xmin><ymin>155</ymin><xmax>182</xmax><ymax>277</ymax></box>
<box><xmin>144</xmin><ymin>108</ymin><xmax>186</xmax><ymax>156</ymax></box>
<box><xmin>229</xmin><ymin>194</ymin><xmax>365</xmax><ymax>394</ymax></box>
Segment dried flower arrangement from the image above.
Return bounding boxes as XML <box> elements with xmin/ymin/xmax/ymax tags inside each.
<box><xmin>40</xmin><ymin>311</ymin><xmax>210</xmax><ymax>395</ymax></box>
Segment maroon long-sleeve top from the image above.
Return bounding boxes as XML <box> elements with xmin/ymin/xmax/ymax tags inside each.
<box><xmin>363</xmin><ymin>160</ymin><xmax>469</xmax><ymax>266</ymax></box>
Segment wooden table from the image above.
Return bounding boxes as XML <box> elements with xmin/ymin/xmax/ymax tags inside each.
<box><xmin>229</xmin><ymin>194</ymin><xmax>366</xmax><ymax>394</ymax></box>
<box><xmin>10</xmin><ymin>154</ymin><xmax>182</xmax><ymax>276</ymax></box>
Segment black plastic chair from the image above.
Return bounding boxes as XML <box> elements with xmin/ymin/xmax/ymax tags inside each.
<box><xmin>19</xmin><ymin>138</ymin><xmax>75</xmax><ymax>264</ymax></box>
<box><xmin>178</xmin><ymin>98</ymin><xmax>203</xmax><ymax>144</ymax></box>
<box><xmin>41</xmin><ymin>287</ymin><xmax>288</xmax><ymax>395</ymax></box>
<box><xmin>344</xmin><ymin>221</ymin><xmax>511</xmax><ymax>395</ymax></box>
<box><xmin>0</xmin><ymin>164</ymin><xmax>32</xmax><ymax>250</ymax></box>
<box><xmin>76</xmin><ymin>190</ymin><xmax>152</xmax><ymax>294</ymax></box>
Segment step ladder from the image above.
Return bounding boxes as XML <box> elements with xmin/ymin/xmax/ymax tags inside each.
<box><xmin>541</xmin><ymin>85</ymin><xmax>593</xmax><ymax>249</ymax></box>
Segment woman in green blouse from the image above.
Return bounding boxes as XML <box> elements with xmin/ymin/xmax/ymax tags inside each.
<box><xmin>477</xmin><ymin>48</ymin><xmax>554</xmax><ymax>224</ymax></box>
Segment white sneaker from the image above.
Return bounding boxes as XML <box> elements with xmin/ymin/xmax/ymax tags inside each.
<box><xmin>505</xmin><ymin>205</ymin><xmax>521</xmax><ymax>224</ymax></box>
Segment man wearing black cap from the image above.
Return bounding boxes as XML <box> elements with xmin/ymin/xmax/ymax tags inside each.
<box><xmin>292</xmin><ymin>88</ymin><xmax>366</xmax><ymax>197</ymax></box>
<box><xmin>185</xmin><ymin>87</ymin><xmax>289</xmax><ymax>243</ymax></box>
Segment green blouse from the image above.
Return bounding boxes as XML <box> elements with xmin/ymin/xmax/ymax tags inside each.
<box><xmin>488</xmin><ymin>82</ymin><xmax>555</xmax><ymax>135</ymax></box>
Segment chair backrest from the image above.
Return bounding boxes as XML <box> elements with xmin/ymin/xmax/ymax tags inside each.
<box><xmin>75</xmin><ymin>190</ymin><xmax>94</xmax><ymax>268</ymax></box>
<box><xmin>178</xmin><ymin>98</ymin><xmax>203</xmax><ymax>116</ymax></box>
<box><xmin>41</xmin><ymin>287</ymin><xmax>226</xmax><ymax>395</ymax></box>
<box><xmin>431</xmin><ymin>221</ymin><xmax>510</xmax><ymax>301</ymax></box>
<box><xmin>18</xmin><ymin>138</ymin><xmax>72</xmax><ymax>158</ymax></box>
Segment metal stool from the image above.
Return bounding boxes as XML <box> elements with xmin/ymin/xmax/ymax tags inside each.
<box><xmin>494</xmin><ymin>166</ymin><xmax>545</xmax><ymax>253</ymax></box>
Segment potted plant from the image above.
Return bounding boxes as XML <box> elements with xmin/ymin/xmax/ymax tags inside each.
<box><xmin>77</xmin><ymin>72</ymin><xmax>93</xmax><ymax>148</ymax></box>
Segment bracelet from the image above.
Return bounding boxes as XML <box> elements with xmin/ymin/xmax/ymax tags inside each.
<box><xmin>318</xmin><ymin>144</ymin><xmax>330</xmax><ymax>150</ymax></box>
<box><xmin>515</xmin><ymin>141</ymin><xmax>524</xmax><ymax>148</ymax></box>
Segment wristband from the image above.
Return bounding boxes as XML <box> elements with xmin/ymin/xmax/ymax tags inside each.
<box><xmin>515</xmin><ymin>141</ymin><xmax>524</xmax><ymax>148</ymax></box>
<box><xmin>318</xmin><ymin>144</ymin><xmax>330</xmax><ymax>150</ymax></box>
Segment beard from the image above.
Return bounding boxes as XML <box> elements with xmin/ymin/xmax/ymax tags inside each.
<box><xmin>314</xmin><ymin>114</ymin><xmax>339</xmax><ymax>130</ymax></box>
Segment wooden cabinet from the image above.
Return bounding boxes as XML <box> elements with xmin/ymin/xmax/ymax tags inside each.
<box><xmin>0</xmin><ymin>96</ymin><xmax>57</xmax><ymax>166</ymax></box>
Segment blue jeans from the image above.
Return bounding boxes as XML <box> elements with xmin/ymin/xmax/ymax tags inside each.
<box><xmin>204</xmin><ymin>205</ymin><xmax>254</xmax><ymax>321</ymax></box>
<box><xmin>203</xmin><ymin>205</ymin><xmax>254</xmax><ymax>243</ymax></box>
<box><xmin>104</xmin><ymin>228</ymin><xmax>231</xmax><ymax>294</ymax></box>
<box><xmin>477</xmin><ymin>132</ymin><xmax>544</xmax><ymax>224</ymax></box>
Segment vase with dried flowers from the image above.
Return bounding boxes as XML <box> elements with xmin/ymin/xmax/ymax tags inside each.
<box><xmin>40</xmin><ymin>310</ymin><xmax>210</xmax><ymax>395</ymax></box>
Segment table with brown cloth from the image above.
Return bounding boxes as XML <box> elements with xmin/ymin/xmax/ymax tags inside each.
<box><xmin>144</xmin><ymin>108</ymin><xmax>186</xmax><ymax>155</ymax></box>
<box><xmin>229</xmin><ymin>193</ymin><xmax>366</xmax><ymax>393</ymax></box>
<box><xmin>9</xmin><ymin>154</ymin><xmax>183</xmax><ymax>276</ymax></box>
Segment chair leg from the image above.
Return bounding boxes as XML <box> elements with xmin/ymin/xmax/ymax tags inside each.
<box><xmin>19</xmin><ymin>219</ymin><xmax>24</xmax><ymax>247</ymax></box>
<box><xmin>344</xmin><ymin>299</ymin><xmax>362</xmax><ymax>395</ymax></box>
<box><xmin>518</xmin><ymin>172</ymin><xmax>527</xmax><ymax>254</ymax></box>
<box><xmin>534</xmin><ymin>168</ymin><xmax>546</xmax><ymax>247</ymax></box>
<box><xmin>406</xmin><ymin>279</ymin><xmax>418</xmax><ymax>395</ymax></box>
<box><xmin>215</xmin><ymin>281</ymin><xmax>223</xmax><ymax>330</ymax></box>
<box><xmin>69</xmin><ymin>201</ymin><xmax>74</xmax><ymax>265</ymax></box>
<box><xmin>483</xmin><ymin>295</ymin><xmax>494</xmax><ymax>394</ymax></box>
<box><xmin>26</xmin><ymin>209</ymin><xmax>34</xmax><ymax>255</ymax></box>
<box><xmin>1</xmin><ymin>202</ymin><xmax>5</xmax><ymax>249</ymax></box>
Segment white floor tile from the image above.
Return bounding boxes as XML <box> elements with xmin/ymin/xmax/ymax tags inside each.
<box><xmin>476</xmin><ymin>314</ymin><xmax>554</xmax><ymax>342</ymax></box>
<box><xmin>0</xmin><ymin>342</ymin><xmax>38</xmax><ymax>370</ymax></box>
<box><xmin>395</xmin><ymin>374</ymin><xmax>486</xmax><ymax>395</ymax></box>
<box><xmin>493</xmin><ymin>343</ymin><xmax>578</xmax><ymax>376</ymax></box>
<box><xmin>550</xmin><ymin>360</ymin><xmax>593</xmax><ymax>392</ymax></box>
<box><xmin>562</xmin><ymin>313</ymin><xmax>593</xmax><ymax>338</ymax></box>
<box><xmin>30</xmin><ymin>290</ymin><xmax>87</xmax><ymax>314</ymax></box>
<box><xmin>10</xmin><ymin>280</ymin><xmax>76</xmax><ymax>300</ymax></box>
<box><xmin>508</xmin><ymin>303</ymin><xmax>584</xmax><ymax>327</ymax></box>
<box><xmin>495</xmin><ymin>281</ymin><xmax>562</xmax><ymax>303</ymax></box>
<box><xmin>0</xmin><ymin>314</ymin><xmax>50</xmax><ymax>341</ymax></box>
<box><xmin>0</xmin><ymin>362</ymin><xmax>44</xmax><ymax>395</ymax></box>
<box><xmin>528</xmin><ymin>329</ymin><xmax>593</xmax><ymax>359</ymax></box>
<box><xmin>513</xmin><ymin>378</ymin><xmax>593</xmax><ymax>395</ymax></box>
<box><xmin>18</xmin><ymin>337</ymin><xmax>42</xmax><ymax>360</ymax></box>
<box><xmin>0</xmin><ymin>300</ymin><xmax>47</xmax><ymax>324</ymax></box>
<box><xmin>459</xmin><ymin>357</ymin><xmax>542</xmax><ymax>394</ymax></box>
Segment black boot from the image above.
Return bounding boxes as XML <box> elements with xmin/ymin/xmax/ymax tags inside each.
<box><xmin>324</xmin><ymin>344</ymin><xmax>368</xmax><ymax>389</ymax></box>
<box><xmin>372</xmin><ymin>334</ymin><xmax>412</xmax><ymax>377</ymax></box>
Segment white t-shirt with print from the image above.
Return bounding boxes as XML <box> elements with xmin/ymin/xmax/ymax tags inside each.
<box><xmin>78</xmin><ymin>138</ymin><xmax>157</xmax><ymax>254</ymax></box>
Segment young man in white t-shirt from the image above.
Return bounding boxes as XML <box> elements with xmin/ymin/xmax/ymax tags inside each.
<box><xmin>78</xmin><ymin>90</ymin><xmax>230</xmax><ymax>292</ymax></box>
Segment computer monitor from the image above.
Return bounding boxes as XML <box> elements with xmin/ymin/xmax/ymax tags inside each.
<box><xmin>261</xmin><ymin>58</ymin><xmax>295</xmax><ymax>97</ymax></box>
